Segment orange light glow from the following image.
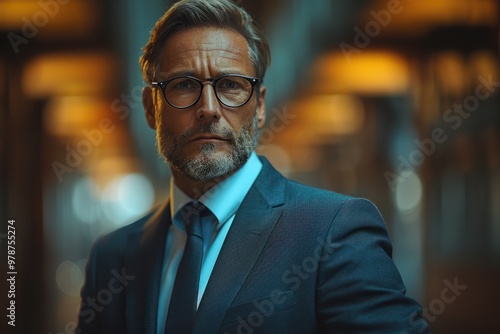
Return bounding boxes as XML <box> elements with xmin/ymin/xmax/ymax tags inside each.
<box><xmin>0</xmin><ymin>0</ymin><xmax>97</xmax><ymax>34</ymax></box>
<box><xmin>363</xmin><ymin>0</ymin><xmax>498</xmax><ymax>36</ymax></box>
<box><xmin>44</xmin><ymin>96</ymin><xmax>115</xmax><ymax>136</ymax></box>
<box><xmin>23</xmin><ymin>53</ymin><xmax>118</xmax><ymax>97</ymax></box>
<box><xmin>311</xmin><ymin>51</ymin><xmax>410</xmax><ymax>94</ymax></box>
<box><xmin>294</xmin><ymin>95</ymin><xmax>365</xmax><ymax>139</ymax></box>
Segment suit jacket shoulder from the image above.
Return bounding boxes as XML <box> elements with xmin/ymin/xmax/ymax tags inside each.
<box><xmin>213</xmin><ymin>157</ymin><xmax>429</xmax><ymax>333</ymax></box>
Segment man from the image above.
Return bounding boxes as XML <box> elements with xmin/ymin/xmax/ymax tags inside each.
<box><xmin>78</xmin><ymin>0</ymin><xmax>430</xmax><ymax>333</ymax></box>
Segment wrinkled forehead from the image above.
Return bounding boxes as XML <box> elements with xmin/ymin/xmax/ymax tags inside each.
<box><xmin>155</xmin><ymin>26</ymin><xmax>255</xmax><ymax>77</ymax></box>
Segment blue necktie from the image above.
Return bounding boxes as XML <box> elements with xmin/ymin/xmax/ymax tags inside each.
<box><xmin>165</xmin><ymin>202</ymin><xmax>207</xmax><ymax>334</ymax></box>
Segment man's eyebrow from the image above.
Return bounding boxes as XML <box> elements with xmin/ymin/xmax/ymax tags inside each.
<box><xmin>156</xmin><ymin>70</ymin><xmax>196</xmax><ymax>80</ymax></box>
<box><xmin>156</xmin><ymin>69</ymin><xmax>253</xmax><ymax>80</ymax></box>
<box><xmin>218</xmin><ymin>70</ymin><xmax>248</xmax><ymax>76</ymax></box>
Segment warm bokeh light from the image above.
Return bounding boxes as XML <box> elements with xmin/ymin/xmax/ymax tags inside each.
<box><xmin>311</xmin><ymin>51</ymin><xmax>410</xmax><ymax>94</ymax></box>
<box><xmin>23</xmin><ymin>53</ymin><xmax>118</xmax><ymax>97</ymax></box>
<box><xmin>300</xmin><ymin>94</ymin><xmax>365</xmax><ymax>138</ymax></box>
<box><xmin>44</xmin><ymin>96</ymin><xmax>116</xmax><ymax>136</ymax></box>
<box><xmin>0</xmin><ymin>0</ymin><xmax>98</xmax><ymax>35</ymax></box>
<box><xmin>433</xmin><ymin>52</ymin><xmax>468</xmax><ymax>97</ymax></box>
<box><xmin>363</xmin><ymin>0</ymin><xmax>498</xmax><ymax>36</ymax></box>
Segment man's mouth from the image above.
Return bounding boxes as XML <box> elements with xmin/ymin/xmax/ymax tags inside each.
<box><xmin>189</xmin><ymin>134</ymin><xmax>229</xmax><ymax>143</ymax></box>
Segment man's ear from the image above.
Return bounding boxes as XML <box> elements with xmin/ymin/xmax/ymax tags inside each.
<box><xmin>256</xmin><ymin>85</ymin><xmax>266</xmax><ymax>128</ymax></box>
<box><xmin>142</xmin><ymin>86</ymin><xmax>156</xmax><ymax>130</ymax></box>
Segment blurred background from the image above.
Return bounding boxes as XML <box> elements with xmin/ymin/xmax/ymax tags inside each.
<box><xmin>0</xmin><ymin>0</ymin><xmax>499</xmax><ymax>333</ymax></box>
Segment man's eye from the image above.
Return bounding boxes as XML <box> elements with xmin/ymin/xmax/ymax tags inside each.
<box><xmin>218</xmin><ymin>79</ymin><xmax>242</xmax><ymax>90</ymax></box>
<box><xmin>172</xmin><ymin>79</ymin><xmax>198</xmax><ymax>90</ymax></box>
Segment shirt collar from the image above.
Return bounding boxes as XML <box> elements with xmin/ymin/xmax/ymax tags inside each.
<box><xmin>170</xmin><ymin>152</ymin><xmax>263</xmax><ymax>230</ymax></box>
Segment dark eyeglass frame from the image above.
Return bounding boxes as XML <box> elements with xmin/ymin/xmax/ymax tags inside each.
<box><xmin>151</xmin><ymin>74</ymin><xmax>261</xmax><ymax>109</ymax></box>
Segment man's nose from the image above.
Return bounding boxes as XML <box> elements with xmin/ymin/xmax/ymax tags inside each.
<box><xmin>195</xmin><ymin>83</ymin><xmax>221</xmax><ymax>121</ymax></box>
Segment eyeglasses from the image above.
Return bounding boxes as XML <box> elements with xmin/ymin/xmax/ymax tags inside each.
<box><xmin>151</xmin><ymin>74</ymin><xmax>260</xmax><ymax>109</ymax></box>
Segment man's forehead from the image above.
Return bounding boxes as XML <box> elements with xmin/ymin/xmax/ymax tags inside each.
<box><xmin>162</xmin><ymin>43</ymin><xmax>246</xmax><ymax>59</ymax></box>
<box><xmin>162</xmin><ymin>27</ymin><xmax>248</xmax><ymax>54</ymax></box>
<box><xmin>155</xmin><ymin>27</ymin><xmax>253</xmax><ymax>75</ymax></box>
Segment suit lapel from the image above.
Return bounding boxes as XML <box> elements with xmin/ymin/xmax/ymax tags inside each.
<box><xmin>194</xmin><ymin>158</ymin><xmax>286</xmax><ymax>334</ymax></box>
<box><xmin>125</xmin><ymin>201</ymin><xmax>171</xmax><ymax>334</ymax></box>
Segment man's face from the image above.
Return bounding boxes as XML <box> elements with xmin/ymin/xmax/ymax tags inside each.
<box><xmin>143</xmin><ymin>27</ymin><xmax>266</xmax><ymax>182</ymax></box>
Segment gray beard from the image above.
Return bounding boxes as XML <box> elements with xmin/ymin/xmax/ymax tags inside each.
<box><xmin>157</xmin><ymin>115</ymin><xmax>259</xmax><ymax>182</ymax></box>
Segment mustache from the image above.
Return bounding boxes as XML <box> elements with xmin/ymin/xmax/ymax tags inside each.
<box><xmin>178</xmin><ymin>123</ymin><xmax>235</xmax><ymax>142</ymax></box>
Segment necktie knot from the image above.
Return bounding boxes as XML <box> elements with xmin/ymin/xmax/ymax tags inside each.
<box><xmin>181</xmin><ymin>202</ymin><xmax>207</xmax><ymax>238</ymax></box>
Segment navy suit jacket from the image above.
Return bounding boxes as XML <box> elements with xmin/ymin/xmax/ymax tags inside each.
<box><xmin>78</xmin><ymin>157</ymin><xmax>430</xmax><ymax>333</ymax></box>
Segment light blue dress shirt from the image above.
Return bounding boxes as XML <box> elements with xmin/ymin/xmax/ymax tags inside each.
<box><xmin>157</xmin><ymin>152</ymin><xmax>263</xmax><ymax>334</ymax></box>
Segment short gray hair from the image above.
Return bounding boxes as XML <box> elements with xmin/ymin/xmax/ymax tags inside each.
<box><xmin>140</xmin><ymin>0</ymin><xmax>271</xmax><ymax>84</ymax></box>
